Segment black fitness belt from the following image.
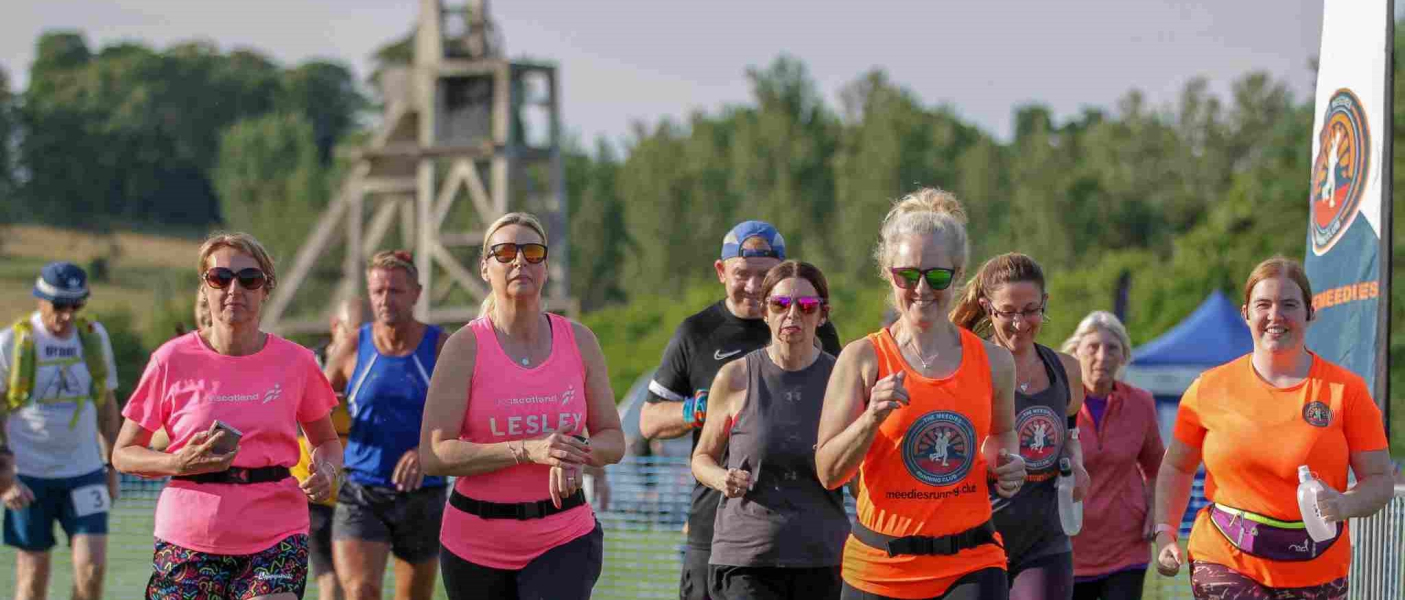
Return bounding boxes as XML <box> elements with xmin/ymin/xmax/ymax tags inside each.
<box><xmin>450</xmin><ymin>488</ymin><xmax>586</xmax><ymax>520</ymax></box>
<box><xmin>172</xmin><ymin>466</ymin><xmax>291</xmax><ymax>485</ymax></box>
<box><xmin>851</xmin><ymin>519</ymin><xmax>1000</xmax><ymax>558</ymax></box>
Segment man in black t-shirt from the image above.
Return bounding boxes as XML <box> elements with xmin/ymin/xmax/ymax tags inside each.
<box><xmin>639</xmin><ymin>221</ymin><xmax>841</xmax><ymax>600</ymax></box>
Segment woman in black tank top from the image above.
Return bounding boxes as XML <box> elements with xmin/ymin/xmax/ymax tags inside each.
<box><xmin>691</xmin><ymin>261</ymin><xmax>850</xmax><ymax>600</ymax></box>
<box><xmin>950</xmin><ymin>253</ymin><xmax>1088</xmax><ymax>600</ymax></box>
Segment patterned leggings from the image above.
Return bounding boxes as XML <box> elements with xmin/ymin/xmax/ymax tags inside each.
<box><xmin>147</xmin><ymin>534</ymin><xmax>309</xmax><ymax>600</ymax></box>
<box><xmin>1191</xmin><ymin>562</ymin><xmax>1346</xmax><ymax>600</ymax></box>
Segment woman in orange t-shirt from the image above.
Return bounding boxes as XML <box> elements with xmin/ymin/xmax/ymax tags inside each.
<box><xmin>1152</xmin><ymin>257</ymin><xmax>1395</xmax><ymax>599</ymax></box>
<box><xmin>817</xmin><ymin>188</ymin><xmax>1026</xmax><ymax>600</ymax></box>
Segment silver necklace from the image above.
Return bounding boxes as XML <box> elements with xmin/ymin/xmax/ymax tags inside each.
<box><xmin>1016</xmin><ymin>353</ymin><xmax>1041</xmax><ymax>392</ymax></box>
<box><xmin>904</xmin><ymin>334</ymin><xmax>940</xmax><ymax>371</ymax></box>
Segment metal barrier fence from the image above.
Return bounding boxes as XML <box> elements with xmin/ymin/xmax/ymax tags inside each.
<box><xmin>0</xmin><ymin>459</ymin><xmax>1398</xmax><ymax>599</ymax></box>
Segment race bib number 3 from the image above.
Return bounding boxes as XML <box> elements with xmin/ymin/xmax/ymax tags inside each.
<box><xmin>70</xmin><ymin>484</ymin><xmax>111</xmax><ymax>518</ymax></box>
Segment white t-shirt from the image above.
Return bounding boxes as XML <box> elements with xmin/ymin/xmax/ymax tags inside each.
<box><xmin>0</xmin><ymin>312</ymin><xmax>118</xmax><ymax>478</ymax></box>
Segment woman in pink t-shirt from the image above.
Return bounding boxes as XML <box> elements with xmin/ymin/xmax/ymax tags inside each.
<box><xmin>112</xmin><ymin>232</ymin><xmax>343</xmax><ymax>600</ymax></box>
<box><xmin>420</xmin><ymin>212</ymin><xmax>625</xmax><ymax>600</ymax></box>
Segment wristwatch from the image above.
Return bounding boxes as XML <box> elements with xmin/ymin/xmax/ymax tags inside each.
<box><xmin>1154</xmin><ymin>524</ymin><xmax>1178</xmax><ymax>541</ymax></box>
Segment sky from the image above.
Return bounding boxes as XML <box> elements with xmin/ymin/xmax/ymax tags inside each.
<box><xmin>3</xmin><ymin>1</ymin><xmax>1340</xmax><ymax>147</ymax></box>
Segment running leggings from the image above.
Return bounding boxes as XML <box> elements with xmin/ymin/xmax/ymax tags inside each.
<box><xmin>840</xmin><ymin>567</ymin><xmax>1009</xmax><ymax>600</ymax></box>
<box><xmin>1009</xmin><ymin>552</ymin><xmax>1073</xmax><ymax>600</ymax></box>
<box><xmin>439</xmin><ymin>522</ymin><xmax>603</xmax><ymax>600</ymax></box>
<box><xmin>1189</xmin><ymin>562</ymin><xmax>1347</xmax><ymax>600</ymax></box>
<box><xmin>1071</xmin><ymin>568</ymin><xmax>1145</xmax><ymax>600</ymax></box>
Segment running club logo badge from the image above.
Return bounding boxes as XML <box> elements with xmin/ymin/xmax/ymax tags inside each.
<box><xmin>1015</xmin><ymin>406</ymin><xmax>1061</xmax><ymax>471</ymax></box>
<box><xmin>902</xmin><ymin>411</ymin><xmax>976</xmax><ymax>487</ymax></box>
<box><xmin>1309</xmin><ymin>88</ymin><xmax>1371</xmax><ymax>256</ymax></box>
<box><xmin>1302</xmin><ymin>401</ymin><xmax>1333</xmax><ymax>428</ymax></box>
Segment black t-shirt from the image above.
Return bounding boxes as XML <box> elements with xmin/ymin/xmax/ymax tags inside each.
<box><xmin>646</xmin><ymin>299</ymin><xmax>842</xmax><ymax>550</ymax></box>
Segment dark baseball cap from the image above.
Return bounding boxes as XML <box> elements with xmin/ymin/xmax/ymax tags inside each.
<box><xmin>33</xmin><ymin>261</ymin><xmax>90</xmax><ymax>303</ymax></box>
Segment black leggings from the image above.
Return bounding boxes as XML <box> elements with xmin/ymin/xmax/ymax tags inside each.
<box><xmin>841</xmin><ymin>567</ymin><xmax>1008</xmax><ymax>600</ymax></box>
<box><xmin>1071</xmin><ymin>568</ymin><xmax>1145</xmax><ymax>600</ymax></box>
<box><xmin>439</xmin><ymin>522</ymin><xmax>603</xmax><ymax>600</ymax></box>
<box><xmin>1009</xmin><ymin>552</ymin><xmax>1073</xmax><ymax>600</ymax></box>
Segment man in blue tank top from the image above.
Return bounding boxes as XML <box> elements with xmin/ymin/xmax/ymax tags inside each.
<box><xmin>324</xmin><ymin>251</ymin><xmax>447</xmax><ymax>600</ymax></box>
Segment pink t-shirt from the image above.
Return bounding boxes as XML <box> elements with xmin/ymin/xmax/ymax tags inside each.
<box><xmin>439</xmin><ymin>314</ymin><xmax>596</xmax><ymax>569</ymax></box>
<box><xmin>123</xmin><ymin>332</ymin><xmax>337</xmax><ymax>555</ymax></box>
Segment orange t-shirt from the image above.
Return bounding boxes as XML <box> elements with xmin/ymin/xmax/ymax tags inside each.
<box><xmin>842</xmin><ymin>327</ymin><xmax>1007</xmax><ymax>599</ymax></box>
<box><xmin>1173</xmin><ymin>353</ymin><xmax>1387</xmax><ymax>588</ymax></box>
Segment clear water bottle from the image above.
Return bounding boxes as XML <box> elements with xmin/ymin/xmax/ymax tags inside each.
<box><xmin>1296</xmin><ymin>465</ymin><xmax>1337</xmax><ymax>542</ymax></box>
<box><xmin>1057</xmin><ymin>457</ymin><xmax>1083</xmax><ymax>535</ymax></box>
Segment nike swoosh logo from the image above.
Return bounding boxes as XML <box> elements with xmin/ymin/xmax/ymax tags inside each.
<box><xmin>714</xmin><ymin>349</ymin><xmax>742</xmax><ymax>360</ymax></box>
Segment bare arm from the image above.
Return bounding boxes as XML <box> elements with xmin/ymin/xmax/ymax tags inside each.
<box><xmin>1326</xmin><ymin>449</ymin><xmax>1396</xmax><ymax>520</ymax></box>
<box><xmin>640</xmin><ymin>401</ymin><xmax>693</xmax><ymax>441</ymax></box>
<box><xmin>691</xmin><ymin>361</ymin><xmax>746</xmax><ymax>494</ymax></box>
<box><xmin>985</xmin><ymin>343</ymin><xmax>1024</xmax><ymax>497</ymax></box>
<box><xmin>302</xmin><ymin>415</ymin><xmax>343</xmax><ymax>472</ymax></box>
<box><xmin>322</xmin><ymin>328</ymin><xmax>359</xmax><ymax>394</ymax></box>
<box><xmin>815</xmin><ymin>340</ymin><xmax>891</xmax><ymax>490</ymax></box>
<box><xmin>111</xmin><ymin>419</ymin><xmax>236</xmax><ymax>478</ymax></box>
<box><xmin>1152</xmin><ymin>437</ymin><xmax>1201</xmax><ymax>575</ymax></box>
<box><xmin>575</xmin><ymin>322</ymin><xmax>624</xmax><ymax>467</ymax></box>
<box><xmin>1057</xmin><ymin>353</ymin><xmax>1088</xmax><ymax>500</ymax></box>
<box><xmin>98</xmin><ymin>391</ymin><xmax>120</xmax><ymax>463</ymax></box>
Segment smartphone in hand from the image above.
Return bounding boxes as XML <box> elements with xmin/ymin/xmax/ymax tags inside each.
<box><xmin>209</xmin><ymin>420</ymin><xmax>243</xmax><ymax>455</ymax></box>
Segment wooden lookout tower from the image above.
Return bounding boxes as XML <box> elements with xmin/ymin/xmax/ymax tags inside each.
<box><xmin>263</xmin><ymin>0</ymin><xmax>571</xmax><ymax>334</ymax></box>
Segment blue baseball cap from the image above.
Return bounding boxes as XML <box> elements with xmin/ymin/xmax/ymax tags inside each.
<box><xmin>33</xmin><ymin>262</ymin><xmax>90</xmax><ymax>303</ymax></box>
<box><xmin>720</xmin><ymin>221</ymin><xmax>786</xmax><ymax>260</ymax></box>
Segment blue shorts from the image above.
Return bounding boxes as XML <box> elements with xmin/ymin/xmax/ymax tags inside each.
<box><xmin>3</xmin><ymin>468</ymin><xmax>110</xmax><ymax>551</ymax></box>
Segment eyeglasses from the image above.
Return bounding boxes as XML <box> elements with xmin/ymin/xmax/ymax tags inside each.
<box><xmin>203</xmin><ymin>267</ymin><xmax>268</xmax><ymax>291</ymax></box>
<box><xmin>889</xmin><ymin>267</ymin><xmax>956</xmax><ymax>291</ymax></box>
<box><xmin>488</xmin><ymin>243</ymin><xmax>548</xmax><ymax>264</ymax></box>
<box><xmin>767</xmin><ymin>295</ymin><xmax>825</xmax><ymax>315</ymax></box>
<box><xmin>51</xmin><ymin>300</ymin><xmax>86</xmax><ymax>312</ymax></box>
<box><xmin>988</xmin><ymin>305</ymin><xmax>1045</xmax><ymax>322</ymax></box>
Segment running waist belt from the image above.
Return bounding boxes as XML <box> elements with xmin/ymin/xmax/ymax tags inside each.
<box><xmin>449</xmin><ymin>488</ymin><xmax>586</xmax><ymax>520</ymax></box>
<box><xmin>852</xmin><ymin>519</ymin><xmax>1000</xmax><ymax>557</ymax></box>
<box><xmin>1209</xmin><ymin>503</ymin><xmax>1342</xmax><ymax>561</ymax></box>
<box><xmin>172</xmin><ymin>466</ymin><xmax>292</xmax><ymax>485</ymax></box>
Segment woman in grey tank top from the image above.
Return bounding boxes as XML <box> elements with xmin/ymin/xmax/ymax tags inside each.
<box><xmin>950</xmin><ymin>253</ymin><xmax>1088</xmax><ymax>600</ymax></box>
<box><xmin>692</xmin><ymin>261</ymin><xmax>850</xmax><ymax>600</ymax></box>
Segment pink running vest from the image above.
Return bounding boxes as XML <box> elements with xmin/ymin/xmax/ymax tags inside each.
<box><xmin>439</xmin><ymin>314</ymin><xmax>596</xmax><ymax>569</ymax></box>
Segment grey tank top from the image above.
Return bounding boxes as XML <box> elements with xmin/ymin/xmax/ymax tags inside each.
<box><xmin>991</xmin><ymin>343</ymin><xmax>1073</xmax><ymax>562</ymax></box>
<box><xmin>709</xmin><ymin>349</ymin><xmax>849</xmax><ymax>568</ymax></box>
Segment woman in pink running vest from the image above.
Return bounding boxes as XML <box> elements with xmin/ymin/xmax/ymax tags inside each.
<box><xmin>420</xmin><ymin>212</ymin><xmax>625</xmax><ymax>600</ymax></box>
<box><xmin>112</xmin><ymin>232</ymin><xmax>342</xmax><ymax>600</ymax></box>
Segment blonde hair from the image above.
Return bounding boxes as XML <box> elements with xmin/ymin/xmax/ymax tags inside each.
<box><xmin>950</xmin><ymin>253</ymin><xmax>1046</xmax><ymax>339</ymax></box>
<box><xmin>197</xmin><ymin>232</ymin><xmax>278</xmax><ymax>291</ymax></box>
<box><xmin>479</xmin><ymin>212</ymin><xmax>550</xmax><ymax>319</ymax></box>
<box><xmin>367</xmin><ymin>249</ymin><xmax>420</xmax><ymax>286</ymax></box>
<box><xmin>873</xmin><ymin>187</ymin><xmax>970</xmax><ymax>278</ymax></box>
<box><xmin>1060</xmin><ymin>311</ymin><xmax>1133</xmax><ymax>376</ymax></box>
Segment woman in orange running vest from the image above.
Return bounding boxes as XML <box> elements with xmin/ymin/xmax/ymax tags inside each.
<box><xmin>1153</xmin><ymin>257</ymin><xmax>1394</xmax><ymax>599</ymax></box>
<box><xmin>817</xmin><ymin>188</ymin><xmax>1025</xmax><ymax>600</ymax></box>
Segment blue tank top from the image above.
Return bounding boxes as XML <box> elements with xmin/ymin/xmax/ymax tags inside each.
<box><xmin>344</xmin><ymin>323</ymin><xmax>444</xmax><ymax>488</ymax></box>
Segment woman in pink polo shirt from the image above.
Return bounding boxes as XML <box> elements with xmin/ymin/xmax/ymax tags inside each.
<box><xmin>420</xmin><ymin>212</ymin><xmax>625</xmax><ymax>600</ymax></box>
<box><xmin>1060</xmin><ymin>311</ymin><xmax>1163</xmax><ymax>600</ymax></box>
<box><xmin>113</xmin><ymin>232</ymin><xmax>342</xmax><ymax>600</ymax></box>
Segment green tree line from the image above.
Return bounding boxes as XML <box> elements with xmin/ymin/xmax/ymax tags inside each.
<box><xmin>0</xmin><ymin>28</ymin><xmax>1400</xmax><ymax>448</ymax></box>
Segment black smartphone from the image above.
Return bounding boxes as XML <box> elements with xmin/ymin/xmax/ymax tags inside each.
<box><xmin>210</xmin><ymin>420</ymin><xmax>243</xmax><ymax>454</ymax></box>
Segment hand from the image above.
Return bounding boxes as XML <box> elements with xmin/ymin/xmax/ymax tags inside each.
<box><xmin>172</xmin><ymin>427</ymin><xmax>238</xmax><ymax>476</ymax></box>
<box><xmin>0</xmin><ymin>452</ymin><xmax>14</xmax><ymax>496</ymax></box>
<box><xmin>991</xmin><ymin>450</ymin><xmax>1026</xmax><ymax>498</ymax></box>
<box><xmin>391</xmin><ymin>449</ymin><xmax>425</xmax><ymax>492</ymax></box>
<box><xmin>1314</xmin><ymin>485</ymin><xmax>1349</xmax><ymax>523</ymax></box>
<box><xmin>549</xmin><ymin>464</ymin><xmax>583</xmax><ymax>509</ymax></box>
<box><xmin>299</xmin><ymin>460</ymin><xmax>337</xmax><ymax>504</ymax></box>
<box><xmin>2</xmin><ymin>480</ymin><xmax>34</xmax><ymax>510</ymax></box>
<box><xmin>106</xmin><ymin>466</ymin><xmax>121</xmax><ymax>505</ymax></box>
<box><xmin>1071</xmin><ymin>461</ymin><xmax>1090</xmax><ymax>503</ymax></box>
<box><xmin>718</xmin><ymin>468</ymin><xmax>752</xmax><ymax>498</ymax></box>
<box><xmin>864</xmin><ymin>371</ymin><xmax>909</xmax><ymax>427</ymax></box>
<box><xmin>525</xmin><ymin>428</ymin><xmax>592</xmax><ymax>467</ymax></box>
<box><xmin>1154</xmin><ymin>532</ymin><xmax>1184</xmax><ymax>577</ymax></box>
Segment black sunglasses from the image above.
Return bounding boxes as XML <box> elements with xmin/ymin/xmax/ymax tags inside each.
<box><xmin>889</xmin><ymin>267</ymin><xmax>956</xmax><ymax>290</ymax></box>
<box><xmin>51</xmin><ymin>299</ymin><xmax>86</xmax><ymax>312</ymax></box>
<box><xmin>488</xmin><ymin>243</ymin><xmax>548</xmax><ymax>264</ymax></box>
<box><xmin>203</xmin><ymin>267</ymin><xmax>268</xmax><ymax>290</ymax></box>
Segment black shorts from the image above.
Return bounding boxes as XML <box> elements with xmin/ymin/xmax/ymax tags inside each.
<box><xmin>308</xmin><ymin>503</ymin><xmax>336</xmax><ymax>576</ymax></box>
<box><xmin>709</xmin><ymin>565</ymin><xmax>842</xmax><ymax>600</ymax></box>
<box><xmin>333</xmin><ymin>480</ymin><xmax>445</xmax><ymax>563</ymax></box>
<box><xmin>439</xmin><ymin>520</ymin><xmax>603</xmax><ymax>600</ymax></box>
<box><xmin>680</xmin><ymin>546</ymin><xmax>712</xmax><ymax>600</ymax></box>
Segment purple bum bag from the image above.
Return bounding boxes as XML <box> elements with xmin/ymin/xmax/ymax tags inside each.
<box><xmin>1209</xmin><ymin>504</ymin><xmax>1342</xmax><ymax>562</ymax></box>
